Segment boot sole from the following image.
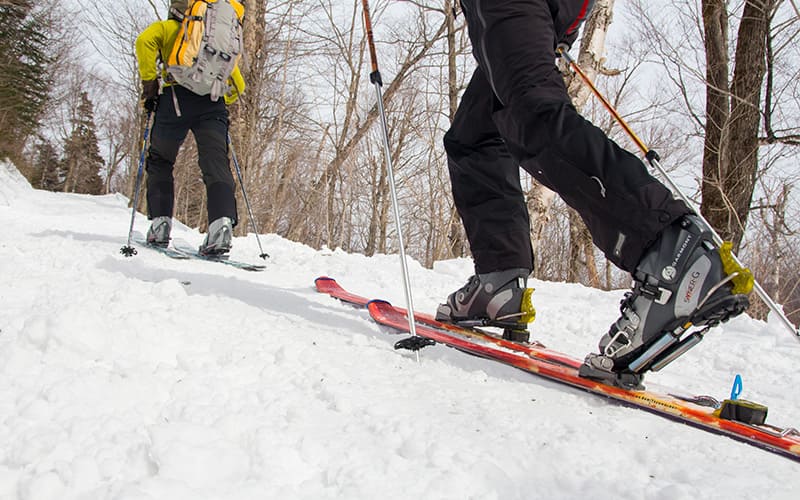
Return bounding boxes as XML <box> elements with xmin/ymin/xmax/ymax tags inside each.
<box><xmin>604</xmin><ymin>293</ymin><xmax>750</xmax><ymax>374</ymax></box>
<box><xmin>688</xmin><ymin>293</ymin><xmax>750</xmax><ymax>329</ymax></box>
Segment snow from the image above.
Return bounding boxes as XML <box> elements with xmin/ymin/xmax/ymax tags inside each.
<box><xmin>1</xmin><ymin>158</ymin><xmax>798</xmax><ymax>500</ymax></box>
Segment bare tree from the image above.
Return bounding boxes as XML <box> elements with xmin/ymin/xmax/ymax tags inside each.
<box><xmin>81</xmin><ymin>0</ymin><xmax>161</xmax><ymax>211</ymax></box>
<box><xmin>284</xmin><ymin>0</ymin><xmax>449</xmax><ymax>250</ymax></box>
<box><xmin>700</xmin><ymin>0</ymin><xmax>782</xmax><ymax>251</ymax></box>
<box><xmin>749</xmin><ymin>179</ymin><xmax>799</xmax><ymax>322</ymax></box>
<box><xmin>559</xmin><ymin>0</ymin><xmax>618</xmax><ymax>287</ymax></box>
<box><xmin>627</xmin><ymin>0</ymin><xmax>798</xmax><ymax>253</ymax></box>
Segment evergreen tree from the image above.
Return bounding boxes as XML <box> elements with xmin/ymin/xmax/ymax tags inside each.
<box><xmin>0</xmin><ymin>1</ymin><xmax>54</xmax><ymax>163</ymax></box>
<box><xmin>62</xmin><ymin>92</ymin><xmax>105</xmax><ymax>195</ymax></box>
<box><xmin>30</xmin><ymin>139</ymin><xmax>64</xmax><ymax>191</ymax></box>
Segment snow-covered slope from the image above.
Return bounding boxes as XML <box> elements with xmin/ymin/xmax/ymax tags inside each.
<box><xmin>1</xmin><ymin>160</ymin><xmax>798</xmax><ymax>500</ymax></box>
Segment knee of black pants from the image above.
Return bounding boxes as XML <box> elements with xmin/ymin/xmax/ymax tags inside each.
<box><xmin>443</xmin><ymin>130</ymin><xmax>465</xmax><ymax>165</ymax></box>
<box><xmin>193</xmin><ymin>119</ymin><xmax>233</xmax><ymax>184</ymax></box>
<box><xmin>145</xmin><ymin>134</ymin><xmax>181</xmax><ymax>183</ymax></box>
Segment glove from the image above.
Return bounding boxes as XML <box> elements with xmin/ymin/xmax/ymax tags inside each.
<box><xmin>141</xmin><ymin>80</ymin><xmax>159</xmax><ymax>112</ymax></box>
<box><xmin>556</xmin><ymin>31</ymin><xmax>579</xmax><ymax>57</ymax></box>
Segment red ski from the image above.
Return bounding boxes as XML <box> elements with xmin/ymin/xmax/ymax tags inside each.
<box><xmin>315</xmin><ymin>276</ymin><xmax>800</xmax><ymax>462</ymax></box>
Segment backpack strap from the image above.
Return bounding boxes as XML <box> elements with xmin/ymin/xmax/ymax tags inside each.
<box><xmin>169</xmin><ymin>6</ymin><xmax>186</xmax><ymax>21</ymax></box>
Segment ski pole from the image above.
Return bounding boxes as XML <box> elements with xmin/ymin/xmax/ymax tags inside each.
<box><xmin>361</xmin><ymin>0</ymin><xmax>421</xmax><ymax>349</ymax></box>
<box><xmin>227</xmin><ymin>132</ymin><xmax>269</xmax><ymax>259</ymax></box>
<box><xmin>120</xmin><ymin>110</ymin><xmax>154</xmax><ymax>257</ymax></box>
<box><xmin>558</xmin><ymin>47</ymin><xmax>800</xmax><ymax>341</ymax></box>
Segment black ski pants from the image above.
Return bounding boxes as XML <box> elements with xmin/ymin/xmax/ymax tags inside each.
<box><xmin>146</xmin><ymin>85</ymin><xmax>237</xmax><ymax>225</ymax></box>
<box><xmin>445</xmin><ymin>0</ymin><xmax>689</xmax><ymax>274</ymax></box>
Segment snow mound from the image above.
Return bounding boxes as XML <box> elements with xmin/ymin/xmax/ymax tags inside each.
<box><xmin>0</xmin><ymin>159</ymin><xmax>33</xmax><ymax>206</ymax></box>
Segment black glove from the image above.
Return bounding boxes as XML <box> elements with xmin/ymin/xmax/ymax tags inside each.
<box><xmin>556</xmin><ymin>31</ymin><xmax>579</xmax><ymax>57</ymax></box>
<box><xmin>141</xmin><ymin>80</ymin><xmax>159</xmax><ymax>112</ymax></box>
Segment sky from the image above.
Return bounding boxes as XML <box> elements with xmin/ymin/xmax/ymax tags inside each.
<box><xmin>1</xmin><ymin>159</ymin><xmax>800</xmax><ymax>499</ymax></box>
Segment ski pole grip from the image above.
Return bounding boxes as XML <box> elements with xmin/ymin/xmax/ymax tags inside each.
<box><xmin>361</xmin><ymin>0</ymin><xmax>380</xmax><ymax>75</ymax></box>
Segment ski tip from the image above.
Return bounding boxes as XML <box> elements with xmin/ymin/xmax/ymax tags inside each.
<box><xmin>314</xmin><ymin>276</ymin><xmax>336</xmax><ymax>290</ymax></box>
<box><xmin>366</xmin><ymin>299</ymin><xmax>393</xmax><ymax>308</ymax></box>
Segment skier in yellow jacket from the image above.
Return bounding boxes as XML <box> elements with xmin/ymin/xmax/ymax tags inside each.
<box><xmin>135</xmin><ymin>0</ymin><xmax>245</xmax><ymax>255</ymax></box>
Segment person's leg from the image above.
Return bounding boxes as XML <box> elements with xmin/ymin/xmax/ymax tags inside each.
<box><xmin>461</xmin><ymin>0</ymin><xmax>689</xmax><ymax>273</ymax></box>
<box><xmin>145</xmin><ymin>92</ymin><xmax>189</xmax><ymax>220</ymax></box>
<box><xmin>184</xmin><ymin>90</ymin><xmax>237</xmax><ymax>255</ymax></box>
<box><xmin>144</xmin><ymin>90</ymin><xmax>189</xmax><ymax>245</ymax></box>
<box><xmin>190</xmin><ymin>102</ymin><xmax>237</xmax><ymax>226</ymax></box>
<box><xmin>444</xmin><ymin>67</ymin><xmax>534</xmax><ymax>274</ymax></box>
<box><xmin>439</xmin><ymin>66</ymin><xmax>535</xmax><ymax>340</ymax></box>
<box><xmin>459</xmin><ymin>0</ymin><xmax>749</xmax><ymax>381</ymax></box>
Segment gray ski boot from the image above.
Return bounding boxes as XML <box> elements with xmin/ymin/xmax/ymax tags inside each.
<box><xmin>580</xmin><ymin>215</ymin><xmax>752</xmax><ymax>389</ymax></box>
<box><xmin>435</xmin><ymin>268</ymin><xmax>536</xmax><ymax>342</ymax></box>
<box><xmin>199</xmin><ymin>216</ymin><xmax>233</xmax><ymax>256</ymax></box>
<box><xmin>146</xmin><ymin>216</ymin><xmax>172</xmax><ymax>247</ymax></box>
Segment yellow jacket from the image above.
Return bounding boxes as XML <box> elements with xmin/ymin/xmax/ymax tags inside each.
<box><xmin>135</xmin><ymin>19</ymin><xmax>245</xmax><ymax>105</ymax></box>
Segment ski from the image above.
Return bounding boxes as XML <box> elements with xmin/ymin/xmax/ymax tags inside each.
<box><xmin>130</xmin><ymin>231</ymin><xmax>190</xmax><ymax>260</ymax></box>
<box><xmin>171</xmin><ymin>238</ymin><xmax>266</xmax><ymax>272</ymax></box>
<box><xmin>131</xmin><ymin>232</ymin><xmax>266</xmax><ymax>271</ymax></box>
<box><xmin>315</xmin><ymin>277</ymin><xmax>576</xmax><ymax>366</ymax></box>
<box><xmin>315</xmin><ymin>276</ymin><xmax>800</xmax><ymax>463</ymax></box>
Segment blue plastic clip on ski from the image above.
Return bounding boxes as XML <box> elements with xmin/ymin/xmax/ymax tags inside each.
<box><xmin>730</xmin><ymin>374</ymin><xmax>743</xmax><ymax>401</ymax></box>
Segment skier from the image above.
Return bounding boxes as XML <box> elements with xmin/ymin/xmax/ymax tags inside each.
<box><xmin>434</xmin><ymin>0</ymin><xmax>751</xmax><ymax>387</ymax></box>
<box><xmin>135</xmin><ymin>0</ymin><xmax>245</xmax><ymax>255</ymax></box>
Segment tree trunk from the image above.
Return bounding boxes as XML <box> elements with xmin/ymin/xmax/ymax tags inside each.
<box><xmin>701</xmin><ymin>0</ymin><xmax>774</xmax><ymax>251</ymax></box>
<box><xmin>722</xmin><ymin>0</ymin><xmax>772</xmax><ymax>250</ymax></box>
<box><xmin>700</xmin><ymin>0</ymin><xmax>731</xmax><ymax>244</ymax></box>
<box><xmin>560</xmin><ymin>0</ymin><xmax>615</xmax><ymax>285</ymax></box>
<box><xmin>444</xmin><ymin>0</ymin><xmax>467</xmax><ymax>259</ymax></box>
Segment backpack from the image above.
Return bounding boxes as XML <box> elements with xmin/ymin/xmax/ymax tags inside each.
<box><xmin>166</xmin><ymin>0</ymin><xmax>244</xmax><ymax>101</ymax></box>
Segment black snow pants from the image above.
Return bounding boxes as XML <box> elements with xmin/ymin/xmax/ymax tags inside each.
<box><xmin>146</xmin><ymin>85</ymin><xmax>238</xmax><ymax>225</ymax></box>
<box><xmin>445</xmin><ymin>0</ymin><xmax>689</xmax><ymax>274</ymax></box>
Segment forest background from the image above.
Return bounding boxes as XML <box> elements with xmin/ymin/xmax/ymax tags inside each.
<box><xmin>2</xmin><ymin>0</ymin><xmax>799</xmax><ymax>326</ymax></box>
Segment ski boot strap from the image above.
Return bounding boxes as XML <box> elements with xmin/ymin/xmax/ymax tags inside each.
<box><xmin>719</xmin><ymin>242</ymin><xmax>754</xmax><ymax>295</ymax></box>
<box><xmin>519</xmin><ymin>288</ymin><xmax>536</xmax><ymax>324</ymax></box>
<box><xmin>484</xmin><ymin>287</ymin><xmax>536</xmax><ymax>327</ymax></box>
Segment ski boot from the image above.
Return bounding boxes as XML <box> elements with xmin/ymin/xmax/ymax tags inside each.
<box><xmin>146</xmin><ymin>216</ymin><xmax>172</xmax><ymax>247</ymax></box>
<box><xmin>199</xmin><ymin>216</ymin><xmax>233</xmax><ymax>256</ymax></box>
<box><xmin>579</xmin><ymin>215</ymin><xmax>753</xmax><ymax>389</ymax></box>
<box><xmin>435</xmin><ymin>268</ymin><xmax>536</xmax><ymax>342</ymax></box>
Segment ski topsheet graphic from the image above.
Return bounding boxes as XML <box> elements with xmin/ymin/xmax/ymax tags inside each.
<box><xmin>315</xmin><ymin>276</ymin><xmax>800</xmax><ymax>463</ymax></box>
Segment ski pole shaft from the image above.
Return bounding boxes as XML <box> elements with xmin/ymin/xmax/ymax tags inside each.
<box><xmin>361</xmin><ymin>0</ymin><xmax>419</xmax><ymax>346</ymax></box>
<box><xmin>120</xmin><ymin>111</ymin><xmax>154</xmax><ymax>257</ymax></box>
<box><xmin>558</xmin><ymin>48</ymin><xmax>800</xmax><ymax>340</ymax></box>
<box><xmin>227</xmin><ymin>132</ymin><xmax>269</xmax><ymax>259</ymax></box>
<box><xmin>559</xmin><ymin>48</ymin><xmax>650</xmax><ymax>155</ymax></box>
